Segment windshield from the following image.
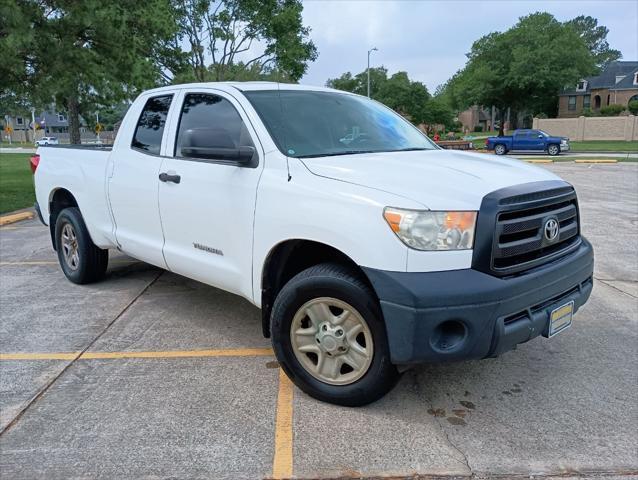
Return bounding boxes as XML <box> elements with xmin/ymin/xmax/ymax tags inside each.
<box><xmin>244</xmin><ymin>90</ymin><xmax>437</xmax><ymax>158</ymax></box>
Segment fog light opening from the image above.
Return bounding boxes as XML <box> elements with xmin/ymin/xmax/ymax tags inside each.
<box><xmin>431</xmin><ymin>320</ymin><xmax>467</xmax><ymax>352</ymax></box>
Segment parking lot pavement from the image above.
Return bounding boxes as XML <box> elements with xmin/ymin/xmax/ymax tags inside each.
<box><xmin>0</xmin><ymin>163</ymin><xmax>637</xmax><ymax>479</ymax></box>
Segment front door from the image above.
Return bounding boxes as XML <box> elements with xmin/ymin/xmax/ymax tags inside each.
<box><xmin>158</xmin><ymin>90</ymin><xmax>263</xmax><ymax>300</ymax></box>
<box><xmin>107</xmin><ymin>94</ymin><xmax>173</xmax><ymax>268</ymax></box>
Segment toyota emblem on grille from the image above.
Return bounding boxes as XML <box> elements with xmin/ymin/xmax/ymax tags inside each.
<box><xmin>544</xmin><ymin>218</ymin><xmax>560</xmax><ymax>242</ymax></box>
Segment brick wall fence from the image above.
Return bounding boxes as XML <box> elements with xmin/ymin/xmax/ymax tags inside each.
<box><xmin>533</xmin><ymin>115</ymin><xmax>637</xmax><ymax>141</ymax></box>
<box><xmin>3</xmin><ymin>130</ymin><xmax>116</xmax><ymax>144</ymax></box>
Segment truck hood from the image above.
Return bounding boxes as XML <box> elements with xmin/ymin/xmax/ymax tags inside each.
<box><xmin>299</xmin><ymin>149</ymin><xmax>562</xmax><ymax>210</ymax></box>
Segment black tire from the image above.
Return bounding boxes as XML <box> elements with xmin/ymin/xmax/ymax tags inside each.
<box><xmin>270</xmin><ymin>263</ymin><xmax>400</xmax><ymax>406</ymax></box>
<box><xmin>494</xmin><ymin>143</ymin><xmax>507</xmax><ymax>155</ymax></box>
<box><xmin>55</xmin><ymin>207</ymin><xmax>108</xmax><ymax>284</ymax></box>
<box><xmin>548</xmin><ymin>144</ymin><xmax>560</xmax><ymax>156</ymax></box>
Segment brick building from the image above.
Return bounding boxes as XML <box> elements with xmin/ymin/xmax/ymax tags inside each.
<box><xmin>558</xmin><ymin>61</ymin><xmax>638</xmax><ymax>118</ymax></box>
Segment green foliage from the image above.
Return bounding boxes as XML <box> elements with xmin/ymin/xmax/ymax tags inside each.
<box><xmin>564</xmin><ymin>15</ymin><xmax>621</xmax><ymax>69</ymax></box>
<box><xmin>2</xmin><ymin>0</ymin><xmax>184</xmax><ymax>143</ymax></box>
<box><xmin>628</xmin><ymin>100</ymin><xmax>638</xmax><ymax>116</ymax></box>
<box><xmin>176</xmin><ymin>0</ymin><xmax>317</xmax><ymax>82</ymax></box>
<box><xmin>327</xmin><ymin>67</ymin><xmax>454</xmax><ymax>128</ymax></box>
<box><xmin>599</xmin><ymin>104</ymin><xmax>626</xmax><ymax>116</ymax></box>
<box><xmin>437</xmin><ymin>12</ymin><xmax>618</xmax><ymax>129</ymax></box>
<box><xmin>473</xmin><ymin>126</ymin><xmax>483</xmax><ymax>132</ymax></box>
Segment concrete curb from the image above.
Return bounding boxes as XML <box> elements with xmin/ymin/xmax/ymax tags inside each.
<box><xmin>0</xmin><ymin>210</ymin><xmax>35</xmax><ymax>226</ymax></box>
<box><xmin>574</xmin><ymin>159</ymin><xmax>619</xmax><ymax>164</ymax></box>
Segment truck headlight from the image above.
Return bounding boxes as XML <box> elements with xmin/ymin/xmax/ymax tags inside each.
<box><xmin>383</xmin><ymin>207</ymin><xmax>477</xmax><ymax>251</ymax></box>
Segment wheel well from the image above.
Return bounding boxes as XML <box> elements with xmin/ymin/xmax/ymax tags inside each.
<box><xmin>48</xmin><ymin>189</ymin><xmax>78</xmax><ymax>250</ymax></box>
<box><xmin>260</xmin><ymin>240</ymin><xmax>376</xmax><ymax>338</ymax></box>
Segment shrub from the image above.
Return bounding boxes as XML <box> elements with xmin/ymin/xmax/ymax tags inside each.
<box><xmin>599</xmin><ymin>104</ymin><xmax>626</xmax><ymax>116</ymax></box>
<box><xmin>628</xmin><ymin>100</ymin><xmax>638</xmax><ymax>115</ymax></box>
<box><xmin>473</xmin><ymin>125</ymin><xmax>483</xmax><ymax>132</ymax></box>
<box><xmin>582</xmin><ymin>108</ymin><xmax>596</xmax><ymax>117</ymax></box>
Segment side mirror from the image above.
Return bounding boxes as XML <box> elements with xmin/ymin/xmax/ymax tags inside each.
<box><xmin>180</xmin><ymin>127</ymin><xmax>256</xmax><ymax>166</ymax></box>
<box><xmin>181</xmin><ymin>145</ymin><xmax>256</xmax><ymax>164</ymax></box>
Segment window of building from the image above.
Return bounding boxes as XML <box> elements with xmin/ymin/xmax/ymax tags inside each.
<box><xmin>583</xmin><ymin>95</ymin><xmax>591</xmax><ymax>110</ymax></box>
<box><xmin>15</xmin><ymin>117</ymin><xmax>24</xmax><ymax>125</ymax></box>
<box><xmin>174</xmin><ymin>93</ymin><xmax>254</xmax><ymax>159</ymax></box>
<box><xmin>634</xmin><ymin>72</ymin><xmax>638</xmax><ymax>85</ymax></box>
<box><xmin>607</xmin><ymin>94</ymin><xmax>611</xmax><ymax>106</ymax></box>
<box><xmin>576</xmin><ymin>80</ymin><xmax>587</xmax><ymax>92</ymax></box>
<box><xmin>568</xmin><ymin>96</ymin><xmax>577</xmax><ymax>111</ymax></box>
<box><xmin>131</xmin><ymin>95</ymin><xmax>173</xmax><ymax>155</ymax></box>
<box><xmin>57</xmin><ymin>113</ymin><xmax>65</xmax><ymax>122</ymax></box>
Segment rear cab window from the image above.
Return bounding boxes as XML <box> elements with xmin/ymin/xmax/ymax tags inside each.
<box><xmin>131</xmin><ymin>95</ymin><xmax>173</xmax><ymax>155</ymax></box>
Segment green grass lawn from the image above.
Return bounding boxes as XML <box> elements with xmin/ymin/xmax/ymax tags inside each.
<box><xmin>569</xmin><ymin>140</ymin><xmax>638</xmax><ymax>152</ymax></box>
<box><xmin>0</xmin><ymin>153</ymin><xmax>35</xmax><ymax>214</ymax></box>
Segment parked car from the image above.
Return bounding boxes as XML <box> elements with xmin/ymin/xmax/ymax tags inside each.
<box><xmin>486</xmin><ymin>129</ymin><xmax>569</xmax><ymax>156</ymax></box>
<box><xmin>35</xmin><ymin>136</ymin><xmax>59</xmax><ymax>146</ymax></box>
<box><xmin>32</xmin><ymin>83</ymin><xmax>593</xmax><ymax>406</ymax></box>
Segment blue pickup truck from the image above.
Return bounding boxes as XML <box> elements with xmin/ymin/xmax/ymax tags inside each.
<box><xmin>486</xmin><ymin>129</ymin><xmax>569</xmax><ymax>156</ymax></box>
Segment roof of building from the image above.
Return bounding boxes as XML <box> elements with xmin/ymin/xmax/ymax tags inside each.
<box><xmin>560</xmin><ymin>61</ymin><xmax>638</xmax><ymax>95</ymax></box>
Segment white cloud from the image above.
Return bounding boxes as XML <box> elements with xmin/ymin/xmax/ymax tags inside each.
<box><xmin>300</xmin><ymin>0</ymin><xmax>638</xmax><ymax>92</ymax></box>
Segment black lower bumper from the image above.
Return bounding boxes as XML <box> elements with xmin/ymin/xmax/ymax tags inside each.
<box><xmin>363</xmin><ymin>238</ymin><xmax>594</xmax><ymax>364</ymax></box>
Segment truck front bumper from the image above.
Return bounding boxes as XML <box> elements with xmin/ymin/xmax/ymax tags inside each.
<box><xmin>363</xmin><ymin>238</ymin><xmax>593</xmax><ymax>365</ymax></box>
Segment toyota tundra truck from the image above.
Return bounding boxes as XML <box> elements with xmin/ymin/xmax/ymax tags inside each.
<box><xmin>32</xmin><ymin>83</ymin><xmax>593</xmax><ymax>406</ymax></box>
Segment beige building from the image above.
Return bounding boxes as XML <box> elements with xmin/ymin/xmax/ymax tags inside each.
<box><xmin>558</xmin><ymin>61</ymin><xmax>638</xmax><ymax>118</ymax></box>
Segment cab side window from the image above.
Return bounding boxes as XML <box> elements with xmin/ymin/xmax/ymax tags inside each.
<box><xmin>131</xmin><ymin>95</ymin><xmax>173</xmax><ymax>155</ymax></box>
<box><xmin>174</xmin><ymin>93</ymin><xmax>254</xmax><ymax>159</ymax></box>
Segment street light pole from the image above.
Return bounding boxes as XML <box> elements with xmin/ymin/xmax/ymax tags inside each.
<box><xmin>367</xmin><ymin>47</ymin><xmax>378</xmax><ymax>98</ymax></box>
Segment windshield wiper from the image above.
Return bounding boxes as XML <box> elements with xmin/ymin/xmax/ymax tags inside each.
<box><xmin>297</xmin><ymin>150</ymin><xmax>377</xmax><ymax>158</ymax></box>
<box><xmin>395</xmin><ymin>147</ymin><xmax>431</xmax><ymax>152</ymax></box>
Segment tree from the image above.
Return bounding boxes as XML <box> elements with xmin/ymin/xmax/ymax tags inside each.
<box><xmin>2</xmin><ymin>0</ymin><xmax>184</xmax><ymax>143</ymax></box>
<box><xmin>442</xmin><ymin>12</ymin><xmax>597</xmax><ymax>134</ymax></box>
<box><xmin>176</xmin><ymin>0</ymin><xmax>317</xmax><ymax>83</ymax></box>
<box><xmin>327</xmin><ymin>67</ymin><xmax>446</xmax><ymax>126</ymax></box>
<box><xmin>565</xmin><ymin>15</ymin><xmax>621</xmax><ymax>69</ymax></box>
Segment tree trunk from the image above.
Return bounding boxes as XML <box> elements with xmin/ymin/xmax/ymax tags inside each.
<box><xmin>67</xmin><ymin>95</ymin><xmax>81</xmax><ymax>145</ymax></box>
<box><xmin>498</xmin><ymin>108</ymin><xmax>505</xmax><ymax>136</ymax></box>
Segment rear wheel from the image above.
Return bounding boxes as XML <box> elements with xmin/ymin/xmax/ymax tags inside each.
<box><xmin>494</xmin><ymin>144</ymin><xmax>507</xmax><ymax>155</ymax></box>
<box><xmin>55</xmin><ymin>207</ymin><xmax>108</xmax><ymax>284</ymax></box>
<box><xmin>271</xmin><ymin>263</ymin><xmax>400</xmax><ymax>406</ymax></box>
<box><xmin>548</xmin><ymin>144</ymin><xmax>560</xmax><ymax>156</ymax></box>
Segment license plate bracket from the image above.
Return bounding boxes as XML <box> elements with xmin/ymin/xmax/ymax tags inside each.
<box><xmin>548</xmin><ymin>300</ymin><xmax>574</xmax><ymax>337</ymax></box>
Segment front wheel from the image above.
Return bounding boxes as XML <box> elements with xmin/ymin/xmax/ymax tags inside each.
<box><xmin>55</xmin><ymin>207</ymin><xmax>108</xmax><ymax>284</ymax></box>
<box><xmin>494</xmin><ymin>144</ymin><xmax>507</xmax><ymax>155</ymax></box>
<box><xmin>548</xmin><ymin>144</ymin><xmax>560</xmax><ymax>156</ymax></box>
<box><xmin>270</xmin><ymin>263</ymin><xmax>400</xmax><ymax>406</ymax></box>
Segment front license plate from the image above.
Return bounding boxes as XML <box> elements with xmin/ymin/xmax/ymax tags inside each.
<box><xmin>548</xmin><ymin>301</ymin><xmax>574</xmax><ymax>337</ymax></box>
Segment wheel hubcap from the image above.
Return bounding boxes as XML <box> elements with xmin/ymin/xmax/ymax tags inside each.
<box><xmin>290</xmin><ymin>297</ymin><xmax>374</xmax><ymax>385</ymax></box>
<box><xmin>61</xmin><ymin>223</ymin><xmax>80</xmax><ymax>271</ymax></box>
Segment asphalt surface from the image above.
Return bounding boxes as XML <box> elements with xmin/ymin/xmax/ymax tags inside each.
<box><xmin>0</xmin><ymin>163</ymin><xmax>637</xmax><ymax>479</ymax></box>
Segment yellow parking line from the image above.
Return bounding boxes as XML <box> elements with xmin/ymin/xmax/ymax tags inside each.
<box><xmin>524</xmin><ymin>159</ymin><xmax>553</xmax><ymax>164</ymax></box>
<box><xmin>0</xmin><ymin>348</ymin><xmax>274</xmax><ymax>361</ymax></box>
<box><xmin>272</xmin><ymin>368</ymin><xmax>294</xmax><ymax>479</ymax></box>
<box><xmin>81</xmin><ymin>348</ymin><xmax>274</xmax><ymax>359</ymax></box>
<box><xmin>0</xmin><ymin>352</ymin><xmax>80</xmax><ymax>361</ymax></box>
<box><xmin>0</xmin><ymin>211</ymin><xmax>34</xmax><ymax>226</ymax></box>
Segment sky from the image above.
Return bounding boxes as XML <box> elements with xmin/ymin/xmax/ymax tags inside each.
<box><xmin>298</xmin><ymin>0</ymin><xmax>638</xmax><ymax>92</ymax></box>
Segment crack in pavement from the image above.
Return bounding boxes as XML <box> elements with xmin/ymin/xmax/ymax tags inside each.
<box><xmin>594</xmin><ymin>276</ymin><xmax>638</xmax><ymax>299</ymax></box>
<box><xmin>410</xmin><ymin>371</ymin><xmax>473</xmax><ymax>476</ymax></box>
<box><xmin>0</xmin><ymin>269</ymin><xmax>163</xmax><ymax>436</ymax></box>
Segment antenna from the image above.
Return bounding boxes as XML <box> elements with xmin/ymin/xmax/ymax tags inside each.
<box><xmin>275</xmin><ymin>47</ymin><xmax>291</xmax><ymax>182</ymax></box>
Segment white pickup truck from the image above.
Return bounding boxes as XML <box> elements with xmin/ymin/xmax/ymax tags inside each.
<box><xmin>33</xmin><ymin>82</ymin><xmax>594</xmax><ymax>406</ymax></box>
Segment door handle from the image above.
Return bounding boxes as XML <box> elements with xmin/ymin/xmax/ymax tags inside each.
<box><xmin>159</xmin><ymin>172</ymin><xmax>181</xmax><ymax>184</ymax></box>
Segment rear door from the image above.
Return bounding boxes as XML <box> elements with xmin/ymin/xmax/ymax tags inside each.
<box><xmin>157</xmin><ymin>89</ymin><xmax>263</xmax><ymax>299</ymax></box>
<box><xmin>107</xmin><ymin>93</ymin><xmax>173</xmax><ymax>268</ymax></box>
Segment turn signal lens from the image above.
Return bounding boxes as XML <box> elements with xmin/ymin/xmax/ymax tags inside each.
<box><xmin>384</xmin><ymin>207</ymin><xmax>477</xmax><ymax>251</ymax></box>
